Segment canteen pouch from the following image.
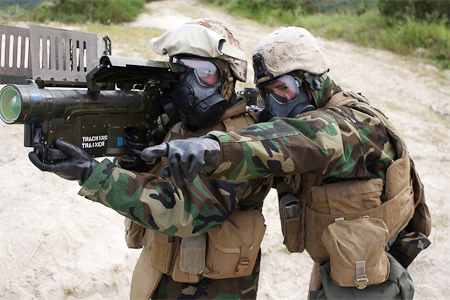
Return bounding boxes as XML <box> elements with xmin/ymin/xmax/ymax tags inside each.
<box><xmin>321</xmin><ymin>217</ymin><xmax>390</xmax><ymax>289</ymax></box>
<box><xmin>312</xmin><ymin>252</ymin><xmax>414</xmax><ymax>300</ymax></box>
<box><xmin>279</xmin><ymin>193</ymin><xmax>304</xmax><ymax>253</ymax></box>
<box><xmin>124</xmin><ymin>218</ymin><xmax>146</xmax><ymax>249</ymax></box>
<box><xmin>203</xmin><ymin>209</ymin><xmax>266</xmax><ymax>279</ymax></box>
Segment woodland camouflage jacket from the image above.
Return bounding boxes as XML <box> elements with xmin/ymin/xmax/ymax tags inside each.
<box><xmin>208</xmin><ymin>85</ymin><xmax>396</xmax><ymax>186</ymax></box>
<box><xmin>78</xmin><ymin>100</ymin><xmax>273</xmax><ymax>238</ymax></box>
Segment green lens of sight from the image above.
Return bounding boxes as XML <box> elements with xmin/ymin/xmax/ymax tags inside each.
<box><xmin>0</xmin><ymin>87</ymin><xmax>21</xmax><ymax>123</ymax></box>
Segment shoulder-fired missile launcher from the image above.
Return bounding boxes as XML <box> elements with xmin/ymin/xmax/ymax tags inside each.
<box><xmin>0</xmin><ymin>24</ymin><xmax>185</xmax><ymax>163</ymax></box>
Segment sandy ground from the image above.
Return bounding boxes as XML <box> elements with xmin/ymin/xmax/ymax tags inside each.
<box><xmin>1</xmin><ymin>0</ymin><xmax>449</xmax><ymax>299</ymax></box>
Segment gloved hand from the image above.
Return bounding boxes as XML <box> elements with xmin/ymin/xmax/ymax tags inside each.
<box><xmin>29</xmin><ymin>138</ymin><xmax>99</xmax><ymax>186</ymax></box>
<box><xmin>246</xmin><ymin>105</ymin><xmax>264</xmax><ymax>116</ymax></box>
<box><xmin>141</xmin><ymin>135</ymin><xmax>220</xmax><ymax>188</ymax></box>
<box><xmin>118</xmin><ymin>127</ymin><xmax>152</xmax><ymax>172</ymax></box>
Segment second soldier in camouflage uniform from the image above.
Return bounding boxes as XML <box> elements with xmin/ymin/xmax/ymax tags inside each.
<box><xmin>143</xmin><ymin>27</ymin><xmax>431</xmax><ymax>298</ymax></box>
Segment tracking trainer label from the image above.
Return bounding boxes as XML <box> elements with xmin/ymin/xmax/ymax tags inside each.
<box><xmin>82</xmin><ymin>135</ymin><xmax>108</xmax><ymax>149</ymax></box>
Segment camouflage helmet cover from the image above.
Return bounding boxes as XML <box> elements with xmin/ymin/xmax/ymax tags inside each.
<box><xmin>150</xmin><ymin>18</ymin><xmax>247</xmax><ymax>82</ymax></box>
<box><xmin>187</xmin><ymin>18</ymin><xmax>247</xmax><ymax>82</ymax></box>
<box><xmin>252</xmin><ymin>27</ymin><xmax>330</xmax><ymax>84</ymax></box>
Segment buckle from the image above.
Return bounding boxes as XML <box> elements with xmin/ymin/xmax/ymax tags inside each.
<box><xmin>354</xmin><ymin>260</ymin><xmax>369</xmax><ymax>289</ymax></box>
<box><xmin>354</xmin><ymin>276</ymin><xmax>369</xmax><ymax>289</ymax></box>
<box><xmin>235</xmin><ymin>258</ymin><xmax>250</xmax><ymax>274</ymax></box>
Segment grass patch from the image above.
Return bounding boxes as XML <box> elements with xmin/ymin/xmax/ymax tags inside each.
<box><xmin>202</xmin><ymin>0</ymin><xmax>450</xmax><ymax>70</ymax></box>
<box><xmin>18</xmin><ymin>0</ymin><xmax>146</xmax><ymax>25</ymax></box>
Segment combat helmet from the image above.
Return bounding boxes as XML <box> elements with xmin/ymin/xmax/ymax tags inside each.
<box><xmin>252</xmin><ymin>27</ymin><xmax>330</xmax><ymax>85</ymax></box>
<box><xmin>150</xmin><ymin>18</ymin><xmax>247</xmax><ymax>82</ymax></box>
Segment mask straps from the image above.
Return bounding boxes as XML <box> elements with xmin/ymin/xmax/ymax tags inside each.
<box><xmin>302</xmin><ymin>72</ymin><xmax>328</xmax><ymax>91</ymax></box>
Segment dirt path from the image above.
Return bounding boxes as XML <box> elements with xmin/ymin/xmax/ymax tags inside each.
<box><xmin>1</xmin><ymin>0</ymin><xmax>449</xmax><ymax>299</ymax></box>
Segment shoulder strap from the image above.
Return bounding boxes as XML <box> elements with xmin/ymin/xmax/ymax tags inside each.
<box><xmin>325</xmin><ymin>91</ymin><xmax>358</xmax><ymax>108</ymax></box>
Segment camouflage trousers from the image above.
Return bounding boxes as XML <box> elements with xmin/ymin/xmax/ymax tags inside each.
<box><xmin>151</xmin><ymin>251</ymin><xmax>261</xmax><ymax>300</ymax></box>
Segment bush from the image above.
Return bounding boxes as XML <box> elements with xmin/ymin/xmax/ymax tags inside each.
<box><xmin>379</xmin><ymin>0</ymin><xmax>450</xmax><ymax>24</ymax></box>
<box><xmin>204</xmin><ymin>0</ymin><xmax>303</xmax><ymax>11</ymax></box>
<box><xmin>29</xmin><ymin>0</ymin><xmax>146</xmax><ymax>24</ymax></box>
<box><xmin>0</xmin><ymin>4</ymin><xmax>28</xmax><ymax>20</ymax></box>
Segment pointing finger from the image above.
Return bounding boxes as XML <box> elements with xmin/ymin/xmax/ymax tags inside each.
<box><xmin>141</xmin><ymin>143</ymin><xmax>169</xmax><ymax>161</ymax></box>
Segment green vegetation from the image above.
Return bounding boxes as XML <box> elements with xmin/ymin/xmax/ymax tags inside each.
<box><xmin>0</xmin><ymin>0</ymin><xmax>52</xmax><ymax>10</ymax></box>
<box><xmin>0</xmin><ymin>0</ymin><xmax>448</xmax><ymax>69</ymax></box>
<box><xmin>378</xmin><ymin>0</ymin><xmax>449</xmax><ymax>24</ymax></box>
<box><xmin>309</xmin><ymin>0</ymin><xmax>378</xmax><ymax>13</ymax></box>
<box><xmin>31</xmin><ymin>0</ymin><xmax>146</xmax><ymax>24</ymax></box>
<box><xmin>0</xmin><ymin>0</ymin><xmax>146</xmax><ymax>24</ymax></box>
<box><xmin>202</xmin><ymin>0</ymin><xmax>450</xmax><ymax>70</ymax></box>
<box><xmin>0</xmin><ymin>4</ymin><xmax>28</xmax><ymax>21</ymax></box>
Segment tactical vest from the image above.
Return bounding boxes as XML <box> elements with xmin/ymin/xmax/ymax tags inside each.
<box><xmin>280</xmin><ymin>91</ymin><xmax>431</xmax><ymax>265</ymax></box>
<box><xmin>127</xmin><ymin>100</ymin><xmax>266</xmax><ymax>300</ymax></box>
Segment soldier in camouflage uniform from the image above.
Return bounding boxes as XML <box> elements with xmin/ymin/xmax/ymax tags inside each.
<box><xmin>143</xmin><ymin>27</ymin><xmax>431</xmax><ymax>299</ymax></box>
<box><xmin>29</xmin><ymin>19</ymin><xmax>273</xmax><ymax>300</ymax></box>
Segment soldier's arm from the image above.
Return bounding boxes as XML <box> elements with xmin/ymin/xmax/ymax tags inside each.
<box><xmin>208</xmin><ymin>108</ymin><xmax>392</xmax><ymax>181</ymax></box>
<box><xmin>79</xmin><ymin>159</ymin><xmax>266</xmax><ymax>237</ymax></box>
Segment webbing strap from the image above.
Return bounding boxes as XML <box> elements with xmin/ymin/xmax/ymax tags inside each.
<box><xmin>189</xmin><ymin>273</ymin><xmax>198</xmax><ymax>282</ymax></box>
<box><xmin>235</xmin><ymin>245</ymin><xmax>250</xmax><ymax>275</ymax></box>
<box><xmin>223</xmin><ymin>118</ymin><xmax>235</xmax><ymax>132</ymax></box>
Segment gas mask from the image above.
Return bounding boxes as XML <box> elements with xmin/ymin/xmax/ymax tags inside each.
<box><xmin>162</xmin><ymin>56</ymin><xmax>228</xmax><ymax>131</ymax></box>
<box><xmin>257</xmin><ymin>75</ymin><xmax>315</xmax><ymax>122</ymax></box>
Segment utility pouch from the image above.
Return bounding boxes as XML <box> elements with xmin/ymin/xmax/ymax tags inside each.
<box><xmin>171</xmin><ymin>241</ymin><xmax>201</xmax><ymax>283</ymax></box>
<box><xmin>279</xmin><ymin>194</ymin><xmax>304</xmax><ymax>253</ymax></box>
<box><xmin>305</xmin><ymin>175</ymin><xmax>415</xmax><ymax>263</ymax></box>
<box><xmin>203</xmin><ymin>209</ymin><xmax>266</xmax><ymax>279</ymax></box>
<box><xmin>321</xmin><ymin>217</ymin><xmax>390</xmax><ymax>289</ymax></box>
<box><xmin>312</xmin><ymin>252</ymin><xmax>414</xmax><ymax>300</ymax></box>
<box><xmin>130</xmin><ymin>244</ymin><xmax>163</xmax><ymax>300</ymax></box>
<box><xmin>131</xmin><ymin>229</ymin><xmax>163</xmax><ymax>300</ymax></box>
<box><xmin>124</xmin><ymin>218</ymin><xmax>146</xmax><ymax>249</ymax></box>
<box><xmin>150</xmin><ymin>232</ymin><xmax>178</xmax><ymax>274</ymax></box>
<box><xmin>306</xmin><ymin>178</ymin><xmax>384</xmax><ymax>262</ymax></box>
<box><xmin>180</xmin><ymin>234</ymin><xmax>206</xmax><ymax>281</ymax></box>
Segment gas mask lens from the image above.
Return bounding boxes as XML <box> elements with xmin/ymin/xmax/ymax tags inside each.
<box><xmin>173</xmin><ymin>57</ymin><xmax>221</xmax><ymax>86</ymax></box>
<box><xmin>257</xmin><ymin>75</ymin><xmax>299</xmax><ymax>104</ymax></box>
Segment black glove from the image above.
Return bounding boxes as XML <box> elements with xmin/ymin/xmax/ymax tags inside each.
<box><xmin>141</xmin><ymin>135</ymin><xmax>220</xmax><ymax>188</ymax></box>
<box><xmin>118</xmin><ymin>127</ymin><xmax>152</xmax><ymax>172</ymax></box>
<box><xmin>29</xmin><ymin>138</ymin><xmax>99</xmax><ymax>186</ymax></box>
